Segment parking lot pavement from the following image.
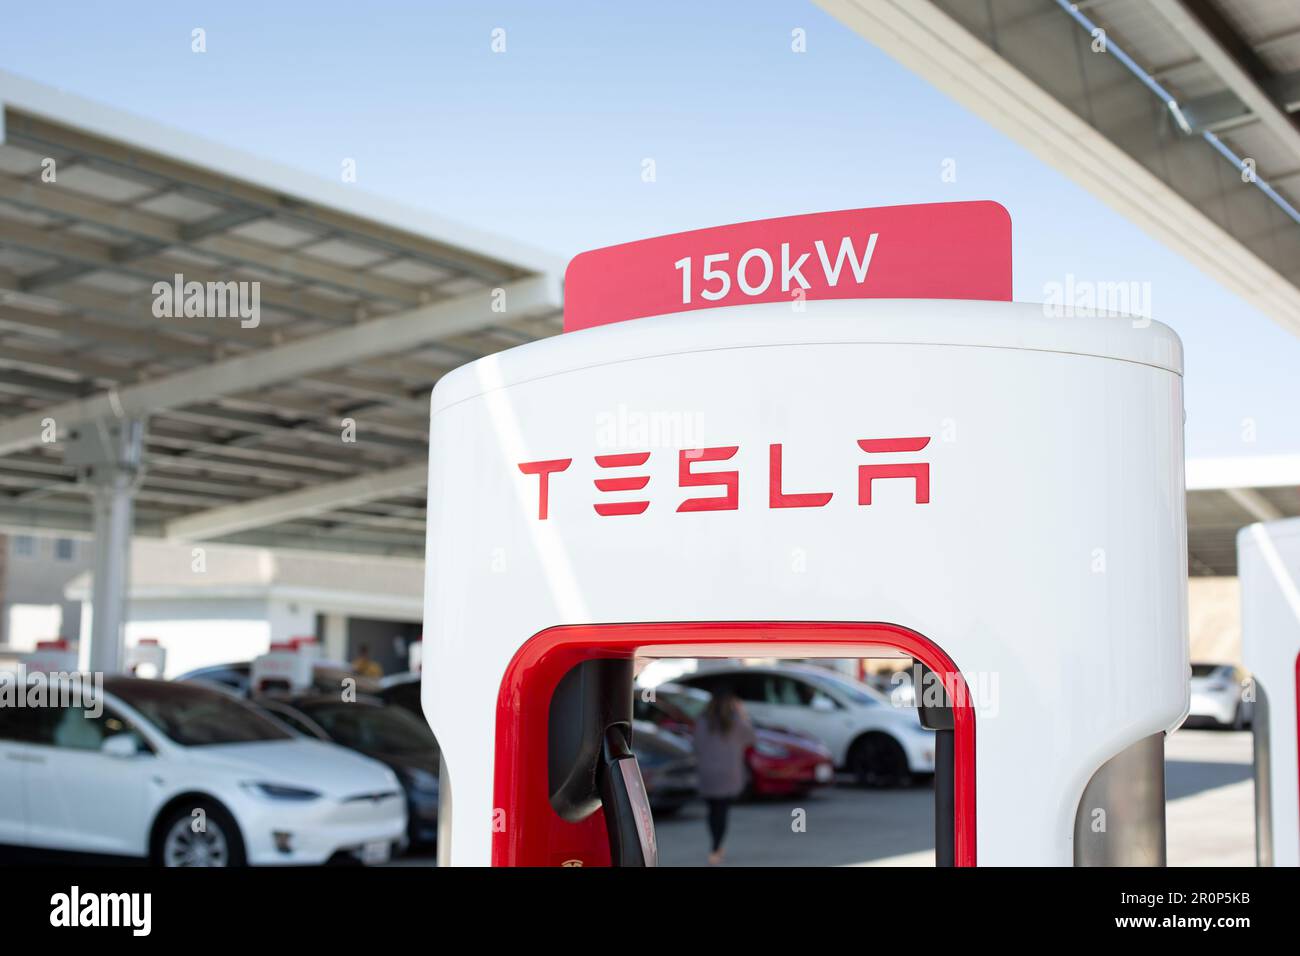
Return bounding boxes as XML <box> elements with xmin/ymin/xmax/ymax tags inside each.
<box><xmin>656</xmin><ymin>778</ymin><xmax>935</xmax><ymax>868</ymax></box>
<box><xmin>387</xmin><ymin>729</ymin><xmax>1255</xmax><ymax>867</ymax></box>
<box><xmin>656</xmin><ymin>729</ymin><xmax>1254</xmax><ymax>867</ymax></box>
<box><xmin>1166</xmin><ymin>728</ymin><xmax>1254</xmax><ymax>867</ymax></box>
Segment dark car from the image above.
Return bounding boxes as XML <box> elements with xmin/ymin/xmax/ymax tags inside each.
<box><xmin>176</xmin><ymin>660</ymin><xmax>381</xmax><ymax>698</ymax></box>
<box><xmin>377</xmin><ymin>673</ymin><xmax>422</xmax><ymax>718</ymax></box>
<box><xmin>254</xmin><ymin>694</ymin><xmax>440</xmax><ymax>848</ymax></box>
<box><xmin>630</xmin><ymin>719</ymin><xmax>697</xmax><ymax>815</ymax></box>
<box><xmin>381</xmin><ymin>674</ymin><xmax>693</xmax><ymax>815</ymax></box>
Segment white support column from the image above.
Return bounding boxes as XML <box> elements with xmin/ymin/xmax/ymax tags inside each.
<box><xmin>68</xmin><ymin>418</ymin><xmax>145</xmax><ymax>674</ymax></box>
<box><xmin>322</xmin><ymin>613</ymin><xmax>349</xmax><ymax>662</ymax></box>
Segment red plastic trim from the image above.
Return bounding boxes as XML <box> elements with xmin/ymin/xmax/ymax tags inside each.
<box><xmin>492</xmin><ymin>621</ymin><xmax>976</xmax><ymax>866</ymax></box>
<box><xmin>563</xmin><ymin>201</ymin><xmax>1013</xmax><ymax>332</ymax></box>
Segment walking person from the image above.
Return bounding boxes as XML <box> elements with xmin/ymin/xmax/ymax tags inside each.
<box><xmin>692</xmin><ymin>685</ymin><xmax>756</xmax><ymax>865</ymax></box>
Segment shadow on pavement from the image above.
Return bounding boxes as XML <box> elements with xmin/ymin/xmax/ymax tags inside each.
<box><xmin>656</xmin><ymin>780</ymin><xmax>936</xmax><ymax>867</ymax></box>
<box><xmin>1165</xmin><ymin>759</ymin><xmax>1253</xmax><ymax>801</ymax></box>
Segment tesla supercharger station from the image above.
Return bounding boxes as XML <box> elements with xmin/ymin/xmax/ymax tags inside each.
<box><xmin>20</xmin><ymin>639</ymin><xmax>80</xmax><ymax>675</ymax></box>
<box><xmin>422</xmin><ymin>202</ymin><xmax>1189</xmax><ymax>866</ymax></box>
<box><xmin>250</xmin><ymin>637</ymin><xmax>321</xmax><ymax>693</ymax></box>
<box><xmin>125</xmin><ymin>638</ymin><xmax>166</xmax><ymax>678</ymax></box>
<box><xmin>1240</xmin><ymin>518</ymin><xmax>1300</xmax><ymax>867</ymax></box>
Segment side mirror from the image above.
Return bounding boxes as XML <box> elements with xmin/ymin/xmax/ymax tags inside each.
<box><xmin>811</xmin><ymin>694</ymin><xmax>836</xmax><ymax>712</ymax></box>
<box><xmin>101</xmin><ymin>733</ymin><xmax>144</xmax><ymax>758</ymax></box>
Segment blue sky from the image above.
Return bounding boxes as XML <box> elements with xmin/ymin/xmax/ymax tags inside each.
<box><xmin>2</xmin><ymin>0</ymin><xmax>1297</xmax><ymax>459</ymax></box>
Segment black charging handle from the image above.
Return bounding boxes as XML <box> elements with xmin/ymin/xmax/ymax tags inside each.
<box><xmin>548</xmin><ymin>658</ymin><xmax>657</xmax><ymax>866</ymax></box>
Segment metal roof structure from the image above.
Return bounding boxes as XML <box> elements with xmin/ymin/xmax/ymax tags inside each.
<box><xmin>818</xmin><ymin>0</ymin><xmax>1300</xmax><ymax>336</ymax></box>
<box><xmin>0</xmin><ymin>70</ymin><xmax>564</xmax><ymax>560</ymax></box>
<box><xmin>815</xmin><ymin>0</ymin><xmax>1300</xmax><ymax>573</ymax></box>
<box><xmin>1187</xmin><ymin>455</ymin><xmax>1300</xmax><ymax>575</ymax></box>
<box><xmin>1</xmin><ymin>55</ymin><xmax>1293</xmax><ymax>590</ymax></box>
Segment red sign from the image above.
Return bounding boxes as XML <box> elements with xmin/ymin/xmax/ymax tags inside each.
<box><xmin>563</xmin><ymin>201</ymin><xmax>1011</xmax><ymax>333</ymax></box>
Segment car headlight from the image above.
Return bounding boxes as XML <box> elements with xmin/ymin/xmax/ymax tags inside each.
<box><xmin>241</xmin><ymin>781</ymin><xmax>323</xmax><ymax>801</ymax></box>
<box><xmin>753</xmin><ymin>740</ymin><xmax>791</xmax><ymax>759</ymax></box>
<box><xmin>401</xmin><ymin>767</ymin><xmax>440</xmax><ymax>795</ymax></box>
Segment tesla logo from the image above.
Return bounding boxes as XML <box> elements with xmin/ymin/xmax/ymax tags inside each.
<box><xmin>518</xmin><ymin>437</ymin><xmax>930</xmax><ymax>519</ymax></box>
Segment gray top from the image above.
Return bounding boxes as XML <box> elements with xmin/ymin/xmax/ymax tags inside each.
<box><xmin>693</xmin><ymin>706</ymin><xmax>757</xmax><ymax>799</ymax></box>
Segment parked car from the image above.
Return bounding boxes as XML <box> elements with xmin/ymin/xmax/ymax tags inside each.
<box><xmin>675</xmin><ymin>664</ymin><xmax>935</xmax><ymax>786</ymax></box>
<box><xmin>630</xmin><ymin>719</ymin><xmax>697</xmax><ymax>815</ymax></box>
<box><xmin>865</xmin><ymin>669</ymin><xmax>916</xmax><ymax>708</ymax></box>
<box><xmin>636</xmin><ymin>682</ymin><xmax>834</xmax><ymax>797</ymax></box>
<box><xmin>1187</xmin><ymin>663</ymin><xmax>1254</xmax><ymax>729</ymax></box>
<box><xmin>254</xmin><ymin>693</ymin><xmax>440</xmax><ymax>847</ymax></box>
<box><xmin>377</xmin><ymin>673</ymin><xmax>689</xmax><ymax>820</ymax></box>
<box><xmin>176</xmin><ymin>660</ymin><xmax>379</xmax><ymax>697</ymax></box>
<box><xmin>0</xmin><ymin>677</ymin><xmax>405</xmax><ymax>866</ymax></box>
<box><xmin>377</xmin><ymin>672</ymin><xmax>422</xmax><ymax>718</ymax></box>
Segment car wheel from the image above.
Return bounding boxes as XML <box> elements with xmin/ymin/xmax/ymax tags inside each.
<box><xmin>153</xmin><ymin>800</ymin><xmax>246</xmax><ymax>867</ymax></box>
<box><xmin>848</xmin><ymin>733</ymin><xmax>911</xmax><ymax>788</ymax></box>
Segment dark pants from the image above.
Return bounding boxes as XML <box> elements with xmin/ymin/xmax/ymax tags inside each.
<box><xmin>705</xmin><ymin>798</ymin><xmax>732</xmax><ymax>852</ymax></box>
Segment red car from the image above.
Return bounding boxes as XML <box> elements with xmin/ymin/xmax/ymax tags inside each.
<box><xmin>634</xmin><ymin>682</ymin><xmax>834</xmax><ymax>797</ymax></box>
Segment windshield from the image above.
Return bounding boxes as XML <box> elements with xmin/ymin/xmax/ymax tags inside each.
<box><xmin>107</xmin><ymin>680</ymin><xmax>291</xmax><ymax>746</ymax></box>
<box><xmin>1190</xmin><ymin>664</ymin><xmax>1221</xmax><ymax>678</ymax></box>
<box><xmin>810</xmin><ymin>673</ymin><xmax>890</xmax><ymax>707</ymax></box>
<box><xmin>298</xmin><ymin>701</ymin><xmax>439</xmax><ymax>755</ymax></box>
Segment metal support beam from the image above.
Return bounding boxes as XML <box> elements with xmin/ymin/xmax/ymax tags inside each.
<box><xmin>166</xmin><ymin>461</ymin><xmax>427</xmax><ymax>541</ymax></box>
<box><xmin>1225</xmin><ymin>487</ymin><xmax>1284</xmax><ymax>524</ymax></box>
<box><xmin>180</xmin><ymin>207</ymin><xmax>269</xmax><ymax>241</ymax></box>
<box><xmin>0</xmin><ymin>274</ymin><xmax>560</xmax><ymax>456</ymax></box>
<box><xmin>814</xmin><ymin>0</ymin><xmax>1300</xmax><ymax>336</ymax></box>
<box><xmin>1148</xmin><ymin>0</ymin><xmax>1300</xmax><ymax>164</ymax></box>
<box><xmin>1179</xmin><ymin>71</ymin><xmax>1300</xmax><ymax>134</ymax></box>
<box><xmin>0</xmin><ymin>302</ymin><xmax>455</xmax><ymax>422</ymax></box>
<box><xmin>66</xmin><ymin>417</ymin><xmax>145</xmax><ymax>674</ymax></box>
<box><xmin>0</xmin><ymin>216</ymin><xmax>364</xmax><ymax>323</ymax></box>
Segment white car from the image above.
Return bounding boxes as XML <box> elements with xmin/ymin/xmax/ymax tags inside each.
<box><xmin>676</xmin><ymin>664</ymin><xmax>935</xmax><ymax>786</ymax></box>
<box><xmin>1187</xmin><ymin>663</ymin><xmax>1253</xmax><ymax>729</ymax></box>
<box><xmin>0</xmin><ymin>676</ymin><xmax>406</xmax><ymax>866</ymax></box>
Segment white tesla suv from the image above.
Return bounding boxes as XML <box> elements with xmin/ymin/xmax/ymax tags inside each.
<box><xmin>0</xmin><ymin>677</ymin><xmax>406</xmax><ymax>866</ymax></box>
<box><xmin>676</xmin><ymin>664</ymin><xmax>936</xmax><ymax>786</ymax></box>
<box><xmin>1187</xmin><ymin>663</ymin><xmax>1253</xmax><ymax>729</ymax></box>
